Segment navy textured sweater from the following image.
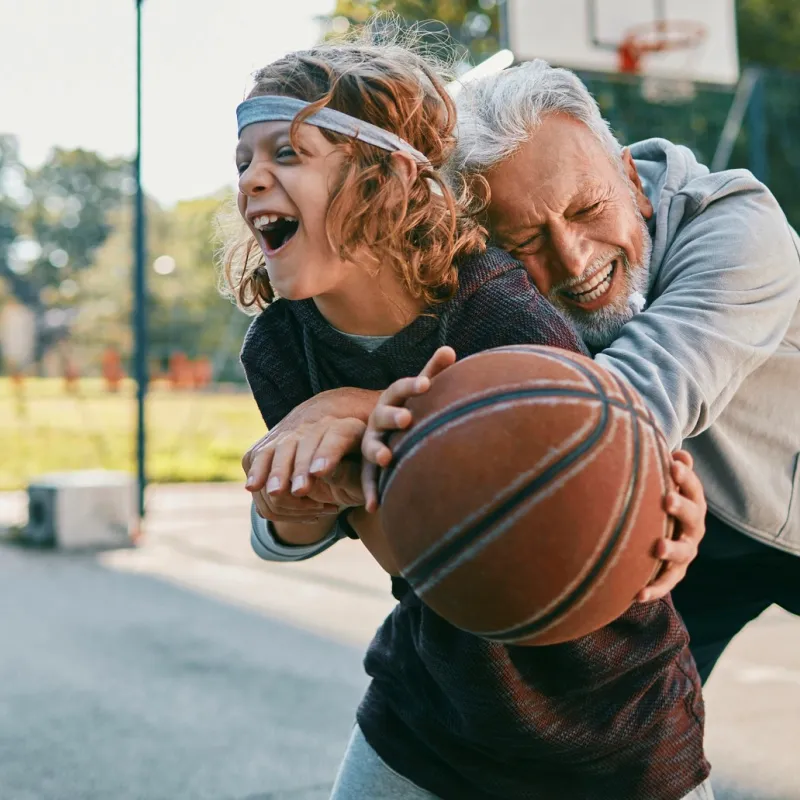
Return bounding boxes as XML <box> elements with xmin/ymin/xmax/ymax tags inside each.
<box><xmin>241</xmin><ymin>247</ymin><xmax>709</xmax><ymax>800</ymax></box>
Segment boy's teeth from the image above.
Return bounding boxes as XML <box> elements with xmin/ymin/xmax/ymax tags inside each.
<box><xmin>252</xmin><ymin>213</ymin><xmax>297</xmax><ymax>230</ymax></box>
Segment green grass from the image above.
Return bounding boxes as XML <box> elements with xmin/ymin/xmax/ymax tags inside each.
<box><xmin>0</xmin><ymin>378</ymin><xmax>264</xmax><ymax>491</ymax></box>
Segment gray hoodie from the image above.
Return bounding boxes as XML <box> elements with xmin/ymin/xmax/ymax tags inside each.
<box><xmin>596</xmin><ymin>138</ymin><xmax>800</xmax><ymax>555</ymax></box>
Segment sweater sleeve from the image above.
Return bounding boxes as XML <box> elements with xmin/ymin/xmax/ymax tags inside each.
<box><xmin>239</xmin><ymin>303</ymin><xmax>346</xmax><ymax>562</ymax></box>
<box><xmin>452</xmin><ymin>266</ymin><xmax>590</xmax><ymax>357</ymax></box>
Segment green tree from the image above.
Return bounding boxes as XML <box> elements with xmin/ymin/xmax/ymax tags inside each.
<box><xmin>73</xmin><ymin>192</ymin><xmax>248</xmax><ymax>383</ymax></box>
<box><xmin>0</xmin><ymin>145</ymin><xmax>131</xmax><ymax>362</ymax></box>
<box><xmin>0</xmin><ymin>136</ymin><xmax>34</xmax><ymax>307</ymax></box>
<box><xmin>147</xmin><ymin>193</ymin><xmax>249</xmax><ymax>380</ymax></box>
<box><xmin>736</xmin><ymin>0</ymin><xmax>800</xmax><ymax>71</ymax></box>
<box><xmin>325</xmin><ymin>0</ymin><xmax>502</xmax><ymax>64</ymax></box>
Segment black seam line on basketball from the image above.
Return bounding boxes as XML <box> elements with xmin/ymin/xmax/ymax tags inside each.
<box><xmin>377</xmin><ymin>349</ymin><xmax>650</xmax><ymax>498</ymax></box>
<box><xmin>378</xmin><ymin>385</ymin><xmax>658</xmax><ymax>501</ymax></box>
<box><xmin>402</xmin><ymin>388</ymin><xmax>610</xmax><ymax>589</ymax></box>
<box><xmin>487</xmin><ymin>373</ymin><xmax>644</xmax><ymax>642</ymax></box>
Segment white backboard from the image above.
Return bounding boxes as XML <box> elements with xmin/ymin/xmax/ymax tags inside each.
<box><xmin>507</xmin><ymin>0</ymin><xmax>740</xmax><ymax>85</ymax></box>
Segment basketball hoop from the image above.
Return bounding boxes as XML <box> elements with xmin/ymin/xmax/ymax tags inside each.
<box><xmin>618</xmin><ymin>19</ymin><xmax>707</xmax><ymax>104</ymax></box>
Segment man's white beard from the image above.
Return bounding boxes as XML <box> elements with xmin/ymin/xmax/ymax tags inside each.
<box><xmin>548</xmin><ymin>216</ymin><xmax>652</xmax><ymax>350</ymax></box>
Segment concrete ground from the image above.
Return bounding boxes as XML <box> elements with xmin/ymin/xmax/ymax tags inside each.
<box><xmin>0</xmin><ymin>483</ymin><xmax>798</xmax><ymax>800</ymax></box>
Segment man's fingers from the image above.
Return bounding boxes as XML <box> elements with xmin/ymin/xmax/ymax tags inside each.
<box><xmin>672</xmin><ymin>449</ymin><xmax>694</xmax><ymax>470</ymax></box>
<box><xmin>670</xmin><ymin>461</ymin><xmax>705</xmax><ymax>506</ymax></box>
<box><xmin>665</xmin><ymin>489</ymin><xmax>702</xmax><ymax>523</ymax></box>
<box><xmin>655</xmin><ymin>535</ymin><xmax>698</xmax><ymax>565</ymax></box>
<box><xmin>291</xmin><ymin>426</ymin><xmax>326</xmax><ymax>496</ymax></box>
<box><xmin>420</xmin><ymin>346</ymin><xmax>456</xmax><ymax>380</ymax></box>
<box><xmin>266</xmin><ymin>439</ymin><xmax>298</xmax><ymax>496</ymax></box>
<box><xmin>244</xmin><ymin>446</ymin><xmax>274</xmax><ymax>492</ymax></box>
<box><xmin>639</xmin><ymin>532</ymin><xmax>699</xmax><ymax>603</ymax></box>
<box><xmin>308</xmin><ymin>419</ymin><xmax>367</xmax><ymax>478</ymax></box>
<box><xmin>638</xmin><ymin>562</ymin><xmax>686</xmax><ymax>602</ymax></box>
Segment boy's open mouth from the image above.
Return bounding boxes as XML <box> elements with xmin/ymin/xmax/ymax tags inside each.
<box><xmin>252</xmin><ymin>214</ymin><xmax>299</xmax><ymax>254</ymax></box>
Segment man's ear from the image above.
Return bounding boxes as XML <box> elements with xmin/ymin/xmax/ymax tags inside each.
<box><xmin>621</xmin><ymin>148</ymin><xmax>653</xmax><ymax>219</ymax></box>
<box><xmin>390</xmin><ymin>151</ymin><xmax>418</xmax><ymax>188</ymax></box>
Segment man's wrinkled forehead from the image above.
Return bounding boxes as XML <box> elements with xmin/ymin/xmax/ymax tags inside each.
<box><xmin>488</xmin><ymin>165</ymin><xmax>613</xmax><ymax>234</ymax></box>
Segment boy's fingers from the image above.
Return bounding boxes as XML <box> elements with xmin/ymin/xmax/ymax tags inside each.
<box><xmin>362</xmin><ymin>433</ymin><xmax>393</xmax><ymax>468</ymax></box>
<box><xmin>362</xmin><ymin>460</ymin><xmax>379</xmax><ymax>514</ymax></box>
<box><xmin>420</xmin><ymin>346</ymin><xmax>456</xmax><ymax>380</ymax></box>
<box><xmin>252</xmin><ymin>490</ymin><xmax>271</xmax><ymax>519</ymax></box>
<box><xmin>370</xmin><ymin>405</ymin><xmax>412</xmax><ymax>434</ymax></box>
<box><xmin>255</xmin><ymin>491</ymin><xmax>336</xmax><ymax>521</ymax></box>
<box><xmin>381</xmin><ymin>376</ymin><xmax>430</xmax><ymax>408</ymax></box>
<box><xmin>326</xmin><ymin>461</ymin><xmax>365</xmax><ymax>507</ymax></box>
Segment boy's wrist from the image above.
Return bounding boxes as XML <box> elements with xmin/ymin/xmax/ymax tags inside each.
<box><xmin>337</xmin><ymin>507</ymin><xmax>361</xmax><ymax>540</ymax></box>
<box><xmin>271</xmin><ymin>515</ymin><xmax>337</xmax><ymax>546</ymax></box>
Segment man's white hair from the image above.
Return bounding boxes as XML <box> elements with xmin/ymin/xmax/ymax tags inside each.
<box><xmin>451</xmin><ymin>59</ymin><xmax>622</xmax><ymax>175</ymax></box>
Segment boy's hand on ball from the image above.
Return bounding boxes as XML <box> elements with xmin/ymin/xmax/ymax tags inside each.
<box><xmin>361</xmin><ymin>346</ymin><xmax>457</xmax><ymax>513</ymax></box>
<box><xmin>637</xmin><ymin>450</ymin><xmax>706</xmax><ymax>602</ymax></box>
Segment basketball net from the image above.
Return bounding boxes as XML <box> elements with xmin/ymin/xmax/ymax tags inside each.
<box><xmin>617</xmin><ymin>19</ymin><xmax>707</xmax><ymax>104</ymax></box>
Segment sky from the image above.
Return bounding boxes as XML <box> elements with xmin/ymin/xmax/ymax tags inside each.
<box><xmin>0</xmin><ymin>0</ymin><xmax>334</xmax><ymax>206</ymax></box>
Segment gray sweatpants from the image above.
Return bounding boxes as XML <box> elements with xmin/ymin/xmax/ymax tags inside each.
<box><xmin>329</xmin><ymin>724</ymin><xmax>716</xmax><ymax>800</ymax></box>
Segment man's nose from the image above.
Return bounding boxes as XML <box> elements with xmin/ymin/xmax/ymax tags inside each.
<box><xmin>549</xmin><ymin>225</ymin><xmax>593</xmax><ymax>279</ymax></box>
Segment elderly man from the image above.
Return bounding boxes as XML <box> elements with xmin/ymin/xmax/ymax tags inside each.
<box><xmin>447</xmin><ymin>59</ymin><xmax>800</xmax><ymax>682</ymax></box>
<box><xmin>244</xmin><ymin>59</ymin><xmax>800</xmax><ymax>685</ymax></box>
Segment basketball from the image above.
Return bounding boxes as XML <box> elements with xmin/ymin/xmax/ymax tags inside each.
<box><xmin>378</xmin><ymin>345</ymin><xmax>676</xmax><ymax>646</ymax></box>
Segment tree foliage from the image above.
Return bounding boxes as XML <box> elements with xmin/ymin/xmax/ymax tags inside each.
<box><xmin>0</xmin><ymin>139</ymin><xmax>245</xmax><ymax>379</ymax></box>
<box><xmin>736</xmin><ymin>0</ymin><xmax>800</xmax><ymax>71</ymax></box>
<box><xmin>0</xmin><ymin>141</ymin><xmax>131</xmax><ymax>359</ymax></box>
<box><xmin>326</xmin><ymin>0</ymin><xmax>501</xmax><ymax>64</ymax></box>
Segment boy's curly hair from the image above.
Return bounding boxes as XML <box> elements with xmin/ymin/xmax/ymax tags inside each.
<box><xmin>218</xmin><ymin>27</ymin><xmax>487</xmax><ymax>311</ymax></box>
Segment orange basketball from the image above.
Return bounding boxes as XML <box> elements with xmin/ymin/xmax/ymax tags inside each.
<box><xmin>378</xmin><ymin>346</ymin><xmax>675</xmax><ymax>646</ymax></box>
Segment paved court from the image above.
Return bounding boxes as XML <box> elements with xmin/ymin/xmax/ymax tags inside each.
<box><xmin>0</xmin><ymin>484</ymin><xmax>798</xmax><ymax>799</ymax></box>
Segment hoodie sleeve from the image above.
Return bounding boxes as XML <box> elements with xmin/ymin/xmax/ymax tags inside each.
<box><xmin>595</xmin><ymin>174</ymin><xmax>800</xmax><ymax>449</ymax></box>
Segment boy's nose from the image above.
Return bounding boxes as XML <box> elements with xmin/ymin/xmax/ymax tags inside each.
<box><xmin>238</xmin><ymin>164</ymin><xmax>274</xmax><ymax>197</ymax></box>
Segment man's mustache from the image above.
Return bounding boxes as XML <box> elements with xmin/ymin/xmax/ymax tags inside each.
<box><xmin>550</xmin><ymin>250</ymin><xmax>628</xmax><ymax>296</ymax></box>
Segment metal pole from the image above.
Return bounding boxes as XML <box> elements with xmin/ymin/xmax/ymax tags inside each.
<box><xmin>711</xmin><ymin>67</ymin><xmax>759</xmax><ymax>173</ymax></box>
<box><xmin>747</xmin><ymin>68</ymin><xmax>769</xmax><ymax>185</ymax></box>
<box><xmin>134</xmin><ymin>0</ymin><xmax>148</xmax><ymax>521</ymax></box>
<box><xmin>498</xmin><ymin>0</ymin><xmax>511</xmax><ymax>51</ymax></box>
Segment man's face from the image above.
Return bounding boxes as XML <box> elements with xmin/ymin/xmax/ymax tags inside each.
<box><xmin>486</xmin><ymin>113</ymin><xmax>654</xmax><ymax>348</ymax></box>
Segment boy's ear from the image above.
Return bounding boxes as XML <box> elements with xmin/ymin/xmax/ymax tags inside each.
<box><xmin>390</xmin><ymin>151</ymin><xmax>419</xmax><ymax>188</ymax></box>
